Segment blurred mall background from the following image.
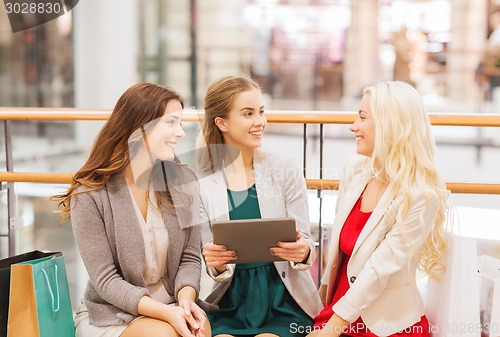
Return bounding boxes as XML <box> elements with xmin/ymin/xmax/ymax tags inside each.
<box><xmin>1</xmin><ymin>0</ymin><xmax>500</xmax><ymax>307</ymax></box>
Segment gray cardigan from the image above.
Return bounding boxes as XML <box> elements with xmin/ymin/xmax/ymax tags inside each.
<box><xmin>71</xmin><ymin>172</ymin><xmax>201</xmax><ymax>327</ymax></box>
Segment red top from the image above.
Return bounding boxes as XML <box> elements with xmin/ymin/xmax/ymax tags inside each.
<box><xmin>313</xmin><ymin>197</ymin><xmax>430</xmax><ymax>337</ymax></box>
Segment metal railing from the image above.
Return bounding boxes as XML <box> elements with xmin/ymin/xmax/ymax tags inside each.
<box><xmin>2</xmin><ymin>108</ymin><xmax>500</xmax><ymax>273</ymax></box>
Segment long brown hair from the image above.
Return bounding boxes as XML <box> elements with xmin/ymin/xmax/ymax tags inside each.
<box><xmin>197</xmin><ymin>76</ymin><xmax>261</xmax><ymax>173</ymax></box>
<box><xmin>53</xmin><ymin>82</ymin><xmax>190</xmax><ymax>221</ymax></box>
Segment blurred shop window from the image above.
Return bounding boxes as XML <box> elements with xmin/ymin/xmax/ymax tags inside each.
<box><xmin>244</xmin><ymin>1</ymin><xmax>349</xmax><ymax>106</ymax></box>
<box><xmin>315</xmin><ymin>28</ymin><xmax>345</xmax><ymax>102</ymax></box>
<box><xmin>392</xmin><ymin>28</ymin><xmax>413</xmax><ymax>86</ymax></box>
<box><xmin>249</xmin><ymin>7</ymin><xmax>273</xmax><ymax>95</ymax></box>
<box><xmin>0</xmin><ymin>13</ymin><xmax>75</xmax><ymax>144</ymax></box>
<box><xmin>425</xmin><ymin>31</ymin><xmax>448</xmax><ymax>96</ymax></box>
<box><xmin>0</xmin><ymin>15</ymin><xmax>74</xmax><ymax>108</ymax></box>
<box><xmin>380</xmin><ymin>0</ymin><xmax>450</xmax><ymax>96</ymax></box>
<box><xmin>476</xmin><ymin>10</ymin><xmax>500</xmax><ymax>101</ymax></box>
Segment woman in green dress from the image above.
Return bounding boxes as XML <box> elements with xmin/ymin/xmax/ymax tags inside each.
<box><xmin>197</xmin><ymin>76</ymin><xmax>322</xmax><ymax>337</ymax></box>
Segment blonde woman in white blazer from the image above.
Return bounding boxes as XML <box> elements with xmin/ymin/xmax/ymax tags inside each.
<box><xmin>309</xmin><ymin>81</ymin><xmax>448</xmax><ymax>337</ymax></box>
<box><xmin>197</xmin><ymin>76</ymin><xmax>322</xmax><ymax>337</ymax></box>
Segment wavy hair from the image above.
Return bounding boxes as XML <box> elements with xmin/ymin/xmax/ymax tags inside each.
<box><xmin>53</xmin><ymin>82</ymin><xmax>192</xmax><ymax>222</ymax></box>
<box><xmin>364</xmin><ymin>81</ymin><xmax>448</xmax><ymax>280</ymax></box>
<box><xmin>197</xmin><ymin>76</ymin><xmax>261</xmax><ymax>173</ymax></box>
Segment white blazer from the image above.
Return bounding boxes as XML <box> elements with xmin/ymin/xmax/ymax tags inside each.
<box><xmin>198</xmin><ymin>150</ymin><xmax>322</xmax><ymax>318</ymax></box>
<box><xmin>321</xmin><ymin>156</ymin><xmax>439</xmax><ymax>336</ymax></box>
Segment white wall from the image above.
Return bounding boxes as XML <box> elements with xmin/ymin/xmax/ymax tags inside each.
<box><xmin>73</xmin><ymin>0</ymin><xmax>139</xmax><ymax>149</ymax></box>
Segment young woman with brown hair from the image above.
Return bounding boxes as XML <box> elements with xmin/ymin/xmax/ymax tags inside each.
<box><xmin>54</xmin><ymin>82</ymin><xmax>209</xmax><ymax>337</ymax></box>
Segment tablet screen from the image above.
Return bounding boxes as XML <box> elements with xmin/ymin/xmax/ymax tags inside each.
<box><xmin>212</xmin><ymin>217</ymin><xmax>296</xmax><ymax>264</ymax></box>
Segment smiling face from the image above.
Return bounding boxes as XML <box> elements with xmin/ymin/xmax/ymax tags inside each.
<box><xmin>215</xmin><ymin>88</ymin><xmax>266</xmax><ymax>151</ymax></box>
<box><xmin>349</xmin><ymin>93</ymin><xmax>375</xmax><ymax>157</ymax></box>
<box><xmin>146</xmin><ymin>99</ymin><xmax>185</xmax><ymax>162</ymax></box>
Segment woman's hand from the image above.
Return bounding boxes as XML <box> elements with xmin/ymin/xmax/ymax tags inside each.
<box><xmin>137</xmin><ymin>293</ymin><xmax>207</xmax><ymax>337</ymax></box>
<box><xmin>163</xmin><ymin>305</ymin><xmax>199</xmax><ymax>337</ymax></box>
<box><xmin>178</xmin><ymin>299</ymin><xmax>207</xmax><ymax>337</ymax></box>
<box><xmin>203</xmin><ymin>242</ymin><xmax>236</xmax><ymax>273</ymax></box>
<box><xmin>270</xmin><ymin>229</ymin><xmax>310</xmax><ymax>263</ymax></box>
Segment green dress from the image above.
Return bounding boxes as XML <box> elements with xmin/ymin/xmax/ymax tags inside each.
<box><xmin>207</xmin><ymin>184</ymin><xmax>313</xmax><ymax>337</ymax></box>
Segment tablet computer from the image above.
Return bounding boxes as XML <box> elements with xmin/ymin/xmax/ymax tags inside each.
<box><xmin>212</xmin><ymin>217</ymin><xmax>296</xmax><ymax>264</ymax></box>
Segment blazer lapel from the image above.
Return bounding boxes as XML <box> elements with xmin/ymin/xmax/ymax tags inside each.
<box><xmin>253</xmin><ymin>155</ymin><xmax>274</xmax><ymax>219</ymax></box>
<box><xmin>106</xmin><ymin>175</ymin><xmax>145</xmax><ymax>277</ymax></box>
<box><xmin>325</xmin><ymin>172</ymin><xmax>368</xmax><ymax>301</ymax></box>
<box><xmin>334</xmin><ymin>173</ymin><xmax>370</xmax><ymax>229</ymax></box>
<box><xmin>351</xmin><ymin>183</ymin><xmax>397</xmax><ymax>256</ymax></box>
<box><xmin>107</xmin><ymin>175</ymin><xmax>142</xmax><ymax>235</ymax></box>
<box><xmin>163</xmin><ymin>209</ymin><xmax>179</xmax><ymax>290</ymax></box>
<box><xmin>208</xmin><ymin>170</ymin><xmax>230</xmax><ymax>222</ymax></box>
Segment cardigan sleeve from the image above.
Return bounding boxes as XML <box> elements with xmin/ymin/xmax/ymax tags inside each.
<box><xmin>174</xmin><ymin>225</ymin><xmax>203</xmax><ymax>299</ymax></box>
<box><xmin>71</xmin><ymin>188</ymin><xmax>148</xmax><ymax>316</ymax></box>
<box><xmin>172</xmin><ymin>170</ymin><xmax>203</xmax><ymax>298</ymax></box>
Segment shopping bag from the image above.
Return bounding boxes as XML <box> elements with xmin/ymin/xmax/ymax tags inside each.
<box><xmin>0</xmin><ymin>250</ymin><xmax>61</xmax><ymax>337</ymax></box>
<box><xmin>477</xmin><ymin>255</ymin><xmax>500</xmax><ymax>337</ymax></box>
<box><xmin>7</xmin><ymin>255</ymin><xmax>75</xmax><ymax>337</ymax></box>
<box><xmin>426</xmin><ymin>208</ymin><xmax>481</xmax><ymax>337</ymax></box>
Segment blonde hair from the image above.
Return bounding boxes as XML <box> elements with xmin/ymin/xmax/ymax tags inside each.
<box><xmin>363</xmin><ymin>81</ymin><xmax>448</xmax><ymax>280</ymax></box>
<box><xmin>197</xmin><ymin>76</ymin><xmax>261</xmax><ymax>173</ymax></box>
